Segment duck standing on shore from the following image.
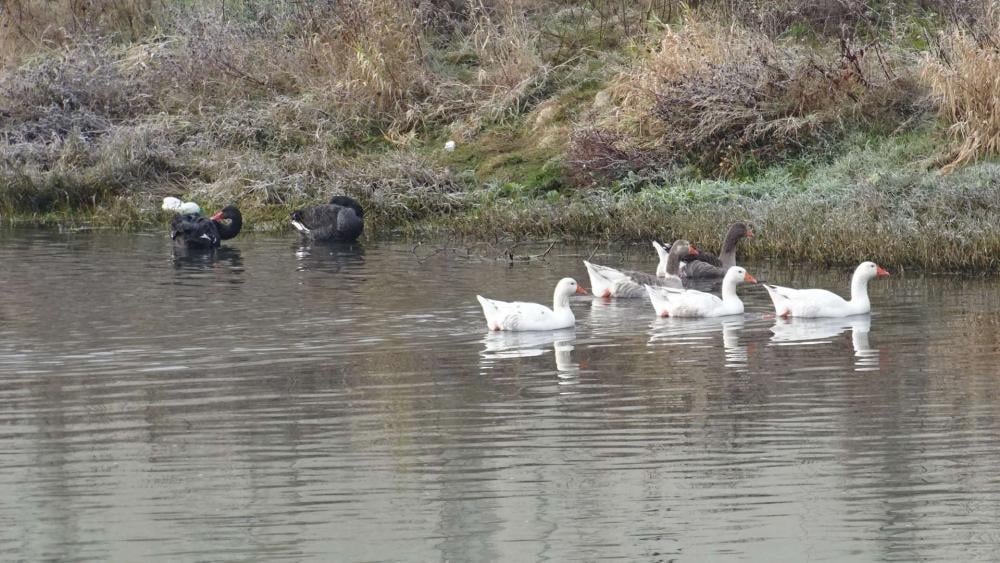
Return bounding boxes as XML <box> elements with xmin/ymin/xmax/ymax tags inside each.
<box><xmin>290</xmin><ymin>195</ymin><xmax>365</xmax><ymax>243</ymax></box>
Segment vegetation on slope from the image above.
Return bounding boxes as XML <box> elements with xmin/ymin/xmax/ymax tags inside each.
<box><xmin>2</xmin><ymin>0</ymin><xmax>1000</xmax><ymax>268</ymax></box>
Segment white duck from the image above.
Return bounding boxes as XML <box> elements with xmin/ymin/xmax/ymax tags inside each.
<box><xmin>477</xmin><ymin>278</ymin><xmax>587</xmax><ymax>331</ymax></box>
<box><xmin>645</xmin><ymin>266</ymin><xmax>757</xmax><ymax>318</ymax></box>
<box><xmin>763</xmin><ymin>261</ymin><xmax>889</xmax><ymax>318</ymax></box>
<box><xmin>584</xmin><ymin>240</ymin><xmax>697</xmax><ymax>299</ymax></box>
<box><xmin>162</xmin><ymin>196</ymin><xmax>202</xmax><ymax>215</ymax></box>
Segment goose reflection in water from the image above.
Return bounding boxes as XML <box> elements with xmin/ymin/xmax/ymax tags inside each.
<box><xmin>293</xmin><ymin>242</ymin><xmax>365</xmax><ymax>274</ymax></box>
<box><xmin>170</xmin><ymin>244</ymin><xmax>244</xmax><ymax>275</ymax></box>
<box><xmin>479</xmin><ymin>328</ymin><xmax>579</xmax><ymax>376</ymax></box>
<box><xmin>770</xmin><ymin>315</ymin><xmax>879</xmax><ymax>371</ymax></box>
<box><xmin>647</xmin><ymin>316</ymin><xmax>748</xmax><ymax>370</ymax></box>
<box><xmin>587</xmin><ymin>297</ymin><xmax>645</xmax><ymax>337</ymax></box>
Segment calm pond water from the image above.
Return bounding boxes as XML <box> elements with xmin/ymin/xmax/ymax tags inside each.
<box><xmin>2</xmin><ymin>229</ymin><xmax>1000</xmax><ymax>561</ymax></box>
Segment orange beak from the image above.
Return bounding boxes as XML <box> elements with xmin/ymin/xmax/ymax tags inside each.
<box><xmin>210</xmin><ymin>211</ymin><xmax>224</xmax><ymax>221</ymax></box>
<box><xmin>688</xmin><ymin>245</ymin><xmax>699</xmax><ymax>257</ymax></box>
<box><xmin>876</xmin><ymin>266</ymin><xmax>890</xmax><ymax>278</ymax></box>
<box><xmin>576</xmin><ymin>285</ymin><xmax>588</xmax><ymax>295</ymax></box>
<box><xmin>744</xmin><ymin>272</ymin><xmax>757</xmax><ymax>283</ymax></box>
<box><xmin>746</xmin><ymin>229</ymin><xmax>754</xmax><ymax>238</ymax></box>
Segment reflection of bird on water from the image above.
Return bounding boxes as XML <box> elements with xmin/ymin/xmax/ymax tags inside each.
<box><xmin>480</xmin><ymin>329</ymin><xmax>578</xmax><ymax>373</ymax></box>
<box><xmin>171</xmin><ymin>244</ymin><xmax>244</xmax><ymax>273</ymax></box>
<box><xmin>293</xmin><ymin>241</ymin><xmax>365</xmax><ymax>274</ymax></box>
<box><xmin>648</xmin><ymin>316</ymin><xmax>747</xmax><ymax>369</ymax></box>
<box><xmin>770</xmin><ymin>315</ymin><xmax>871</xmax><ymax>344</ymax></box>
<box><xmin>587</xmin><ymin>297</ymin><xmax>644</xmax><ymax>337</ymax></box>
<box><xmin>770</xmin><ymin>315</ymin><xmax>878</xmax><ymax>370</ymax></box>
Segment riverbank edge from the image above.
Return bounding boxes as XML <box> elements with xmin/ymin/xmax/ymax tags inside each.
<box><xmin>5</xmin><ymin>168</ymin><xmax>1000</xmax><ymax>273</ymax></box>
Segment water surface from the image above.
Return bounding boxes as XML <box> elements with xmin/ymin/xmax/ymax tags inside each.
<box><xmin>2</xmin><ymin>230</ymin><xmax>1000</xmax><ymax>561</ymax></box>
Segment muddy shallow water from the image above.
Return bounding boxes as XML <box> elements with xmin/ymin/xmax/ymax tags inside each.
<box><xmin>2</xmin><ymin>230</ymin><xmax>1000</xmax><ymax>561</ymax></box>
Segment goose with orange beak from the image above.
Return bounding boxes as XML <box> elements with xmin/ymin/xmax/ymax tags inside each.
<box><xmin>681</xmin><ymin>222</ymin><xmax>755</xmax><ymax>279</ymax></box>
<box><xmin>763</xmin><ymin>261</ymin><xmax>889</xmax><ymax>318</ymax></box>
<box><xmin>645</xmin><ymin>267</ymin><xmax>757</xmax><ymax>317</ymax></box>
<box><xmin>584</xmin><ymin>240</ymin><xmax>697</xmax><ymax>299</ymax></box>
<box><xmin>477</xmin><ymin>278</ymin><xmax>588</xmax><ymax>331</ymax></box>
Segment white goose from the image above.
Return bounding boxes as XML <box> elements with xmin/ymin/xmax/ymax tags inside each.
<box><xmin>584</xmin><ymin>240</ymin><xmax>697</xmax><ymax>299</ymax></box>
<box><xmin>162</xmin><ymin>196</ymin><xmax>202</xmax><ymax>215</ymax></box>
<box><xmin>763</xmin><ymin>261</ymin><xmax>889</xmax><ymax>318</ymax></box>
<box><xmin>645</xmin><ymin>266</ymin><xmax>757</xmax><ymax>318</ymax></box>
<box><xmin>477</xmin><ymin>278</ymin><xmax>587</xmax><ymax>331</ymax></box>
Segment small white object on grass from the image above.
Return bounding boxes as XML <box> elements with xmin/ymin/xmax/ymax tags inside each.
<box><xmin>161</xmin><ymin>196</ymin><xmax>182</xmax><ymax>211</ymax></box>
<box><xmin>444</xmin><ymin>140</ymin><xmax>456</xmax><ymax>152</ymax></box>
<box><xmin>177</xmin><ymin>201</ymin><xmax>201</xmax><ymax>214</ymax></box>
<box><xmin>162</xmin><ymin>196</ymin><xmax>201</xmax><ymax>215</ymax></box>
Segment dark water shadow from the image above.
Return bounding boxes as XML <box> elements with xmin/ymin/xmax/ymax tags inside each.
<box><xmin>293</xmin><ymin>241</ymin><xmax>365</xmax><ymax>274</ymax></box>
<box><xmin>171</xmin><ymin>244</ymin><xmax>244</xmax><ymax>274</ymax></box>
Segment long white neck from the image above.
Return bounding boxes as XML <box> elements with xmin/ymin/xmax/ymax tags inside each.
<box><xmin>553</xmin><ymin>288</ymin><xmax>571</xmax><ymax>310</ymax></box>
<box><xmin>721</xmin><ymin>273</ymin><xmax>741</xmax><ymax>303</ymax></box>
<box><xmin>653</xmin><ymin>242</ymin><xmax>669</xmax><ymax>277</ymax></box>
<box><xmin>849</xmin><ymin>269</ymin><xmax>871</xmax><ymax>306</ymax></box>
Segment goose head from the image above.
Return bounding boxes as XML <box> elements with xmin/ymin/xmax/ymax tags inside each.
<box><xmin>210</xmin><ymin>206</ymin><xmax>243</xmax><ymax>240</ymax></box>
<box><xmin>554</xmin><ymin>278</ymin><xmax>588</xmax><ymax>302</ymax></box>
<box><xmin>728</xmin><ymin>222</ymin><xmax>754</xmax><ymax>239</ymax></box>
<box><xmin>724</xmin><ymin>266</ymin><xmax>757</xmax><ymax>286</ymax></box>
<box><xmin>669</xmin><ymin>239</ymin><xmax>699</xmax><ymax>259</ymax></box>
<box><xmin>854</xmin><ymin>261</ymin><xmax>890</xmax><ymax>282</ymax></box>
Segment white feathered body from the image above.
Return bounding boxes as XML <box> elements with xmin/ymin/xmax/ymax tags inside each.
<box><xmin>646</xmin><ymin>286</ymin><xmax>743</xmax><ymax>318</ymax></box>
<box><xmin>584</xmin><ymin>260</ymin><xmax>681</xmax><ymax>299</ymax></box>
<box><xmin>762</xmin><ymin>262</ymin><xmax>887</xmax><ymax>318</ymax></box>
<box><xmin>476</xmin><ymin>296</ymin><xmax>575</xmax><ymax>331</ymax></box>
<box><xmin>476</xmin><ymin>277</ymin><xmax>583</xmax><ymax>332</ymax></box>
<box><xmin>763</xmin><ymin>286</ymin><xmax>868</xmax><ymax>318</ymax></box>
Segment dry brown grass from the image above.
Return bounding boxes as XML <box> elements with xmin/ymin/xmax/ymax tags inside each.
<box><xmin>0</xmin><ymin>0</ymin><xmax>160</xmax><ymax>67</ymax></box>
<box><xmin>577</xmin><ymin>17</ymin><xmax>917</xmax><ymax>178</ymax></box>
<box><xmin>921</xmin><ymin>8</ymin><xmax>1000</xmax><ymax>173</ymax></box>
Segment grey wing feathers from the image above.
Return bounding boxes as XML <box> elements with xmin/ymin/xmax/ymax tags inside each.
<box><xmin>297</xmin><ymin>204</ymin><xmax>363</xmax><ymax>242</ymax></box>
<box><xmin>688</xmin><ymin>250</ymin><xmax>722</xmax><ymax>267</ymax></box>
<box><xmin>683</xmin><ymin>259</ymin><xmax>726</xmax><ymax>279</ymax></box>
<box><xmin>626</xmin><ymin>271</ymin><xmax>660</xmax><ymax>286</ymax></box>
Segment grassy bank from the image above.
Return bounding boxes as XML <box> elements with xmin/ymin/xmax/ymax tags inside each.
<box><xmin>3</xmin><ymin>1</ymin><xmax>1000</xmax><ymax>270</ymax></box>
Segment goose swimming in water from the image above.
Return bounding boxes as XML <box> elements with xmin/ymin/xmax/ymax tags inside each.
<box><xmin>646</xmin><ymin>266</ymin><xmax>757</xmax><ymax>317</ymax></box>
<box><xmin>290</xmin><ymin>196</ymin><xmax>364</xmax><ymax>242</ymax></box>
<box><xmin>169</xmin><ymin>205</ymin><xmax>243</xmax><ymax>248</ymax></box>
<box><xmin>583</xmin><ymin>240</ymin><xmax>697</xmax><ymax>298</ymax></box>
<box><xmin>681</xmin><ymin>223</ymin><xmax>754</xmax><ymax>279</ymax></box>
<box><xmin>763</xmin><ymin>261</ymin><xmax>889</xmax><ymax>318</ymax></box>
<box><xmin>477</xmin><ymin>278</ymin><xmax>587</xmax><ymax>331</ymax></box>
